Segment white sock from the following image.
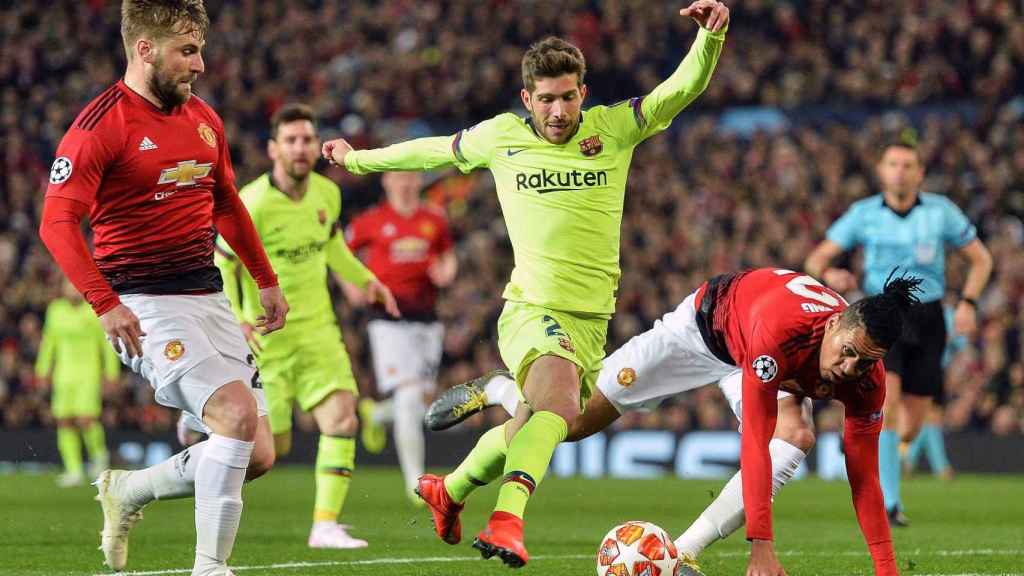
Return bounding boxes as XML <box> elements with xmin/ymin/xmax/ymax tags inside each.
<box><xmin>122</xmin><ymin>441</ymin><xmax>205</xmax><ymax>505</ymax></box>
<box><xmin>193</xmin><ymin>434</ymin><xmax>253</xmax><ymax>574</ymax></box>
<box><xmin>372</xmin><ymin>398</ymin><xmax>395</xmax><ymax>425</ymax></box>
<box><xmin>675</xmin><ymin>438</ymin><xmax>806</xmax><ymax>557</ymax></box>
<box><xmin>484</xmin><ymin>374</ymin><xmax>518</xmax><ymax>417</ymax></box>
<box><xmin>393</xmin><ymin>386</ymin><xmax>426</xmax><ymax>494</ymax></box>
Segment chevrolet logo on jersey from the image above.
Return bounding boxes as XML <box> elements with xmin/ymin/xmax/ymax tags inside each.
<box><xmin>158</xmin><ymin>160</ymin><xmax>213</xmax><ymax>187</ymax></box>
<box><xmin>515</xmin><ymin>168</ymin><xmax>608</xmax><ymax>193</ymax></box>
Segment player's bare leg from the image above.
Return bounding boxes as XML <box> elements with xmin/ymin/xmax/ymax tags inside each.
<box><xmin>473</xmin><ymin>355</ymin><xmax>580</xmax><ymax>568</ymax></box>
<box><xmin>675</xmin><ymin>396</ymin><xmax>813</xmax><ymax>574</ymax></box>
<box><xmin>879</xmin><ymin>372</ymin><xmax>908</xmax><ymax>526</ymax></box>
<box><xmin>308</xmin><ymin>390</ymin><xmax>367</xmax><ymax>549</ymax></box>
<box><xmin>191</xmin><ymin>380</ymin><xmax>258</xmax><ymax>576</ymax></box>
<box><xmin>95</xmin><ymin>398</ymin><xmax>272</xmax><ymax>572</ymax></box>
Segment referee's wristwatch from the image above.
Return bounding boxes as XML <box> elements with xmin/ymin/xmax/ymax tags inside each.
<box><xmin>959</xmin><ymin>296</ymin><xmax>978</xmax><ymax>308</ymax></box>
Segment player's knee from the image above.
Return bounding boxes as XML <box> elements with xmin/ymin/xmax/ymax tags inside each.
<box><xmin>322</xmin><ymin>412</ymin><xmax>359</xmax><ymax>437</ymax></box>
<box><xmin>206</xmin><ymin>388</ymin><xmax>258</xmax><ymax>440</ymax></box>
<box><xmin>784</xmin><ymin>427</ymin><xmax>816</xmax><ymax>453</ymax></box>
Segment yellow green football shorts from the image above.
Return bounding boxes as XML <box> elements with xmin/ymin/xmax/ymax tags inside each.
<box><xmin>496</xmin><ymin>300</ymin><xmax>609</xmax><ymax>411</ymax></box>
<box><xmin>257</xmin><ymin>329</ymin><xmax>358</xmax><ymax>435</ymax></box>
<box><xmin>51</xmin><ymin>377</ymin><xmax>102</xmax><ymax>419</ymax></box>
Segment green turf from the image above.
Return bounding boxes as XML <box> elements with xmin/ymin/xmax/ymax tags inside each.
<box><xmin>2</xmin><ymin>466</ymin><xmax>1021</xmax><ymax>575</ymax></box>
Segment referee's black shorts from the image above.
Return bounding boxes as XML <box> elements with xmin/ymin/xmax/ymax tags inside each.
<box><xmin>882</xmin><ymin>300</ymin><xmax>947</xmax><ymax>404</ymax></box>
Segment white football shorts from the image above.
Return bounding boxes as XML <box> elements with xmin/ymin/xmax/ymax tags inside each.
<box><xmin>367</xmin><ymin>319</ymin><xmax>444</xmax><ymax>395</ymax></box>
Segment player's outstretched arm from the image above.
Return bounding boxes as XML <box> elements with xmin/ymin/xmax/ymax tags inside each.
<box><xmin>740</xmin><ymin>369</ymin><xmax>787</xmax><ymax>576</ymax></box>
<box><xmin>626</xmin><ymin>1</ymin><xmax>728</xmax><ymax>143</ymax></box>
<box><xmin>323</xmin><ymin>135</ymin><xmax>457</xmax><ymax>175</ymax></box>
<box><xmin>843</xmin><ymin>416</ymin><xmax>899</xmax><ymax>575</ymax></box>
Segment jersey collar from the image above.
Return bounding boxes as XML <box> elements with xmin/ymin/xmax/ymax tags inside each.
<box><xmin>881</xmin><ymin>193</ymin><xmax>922</xmax><ymax>218</ymax></box>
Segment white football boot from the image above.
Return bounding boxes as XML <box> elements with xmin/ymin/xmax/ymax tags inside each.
<box><xmin>94</xmin><ymin>469</ymin><xmax>145</xmax><ymax>570</ymax></box>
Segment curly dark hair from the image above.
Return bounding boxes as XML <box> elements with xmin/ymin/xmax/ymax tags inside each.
<box><xmin>840</xmin><ymin>270</ymin><xmax>923</xmax><ymax>350</ymax></box>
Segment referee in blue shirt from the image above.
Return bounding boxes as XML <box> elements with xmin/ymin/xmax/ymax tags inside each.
<box><xmin>806</xmin><ymin>139</ymin><xmax>992</xmax><ymax>527</ymax></box>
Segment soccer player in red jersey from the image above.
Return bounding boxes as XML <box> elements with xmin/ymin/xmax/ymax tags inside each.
<box><xmin>423</xmin><ymin>268</ymin><xmax>919</xmax><ymax>576</ymax></box>
<box><xmin>346</xmin><ymin>171</ymin><xmax>456</xmax><ymax>502</ymax></box>
<box><xmin>37</xmin><ymin>2</ymin><xmax>286</xmax><ymax>575</ymax></box>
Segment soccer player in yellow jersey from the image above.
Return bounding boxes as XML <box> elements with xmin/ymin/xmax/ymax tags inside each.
<box><xmin>323</xmin><ymin>1</ymin><xmax>729</xmax><ymax>567</ymax></box>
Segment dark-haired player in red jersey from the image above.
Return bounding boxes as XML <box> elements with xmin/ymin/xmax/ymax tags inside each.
<box><xmin>37</xmin><ymin>2</ymin><xmax>286</xmax><ymax>575</ymax></box>
<box><xmin>345</xmin><ymin>171</ymin><xmax>456</xmax><ymax>502</ymax></box>
<box><xmin>422</xmin><ymin>268</ymin><xmax>920</xmax><ymax>575</ymax></box>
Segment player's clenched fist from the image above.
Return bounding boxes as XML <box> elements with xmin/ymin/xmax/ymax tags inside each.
<box><xmin>680</xmin><ymin>0</ymin><xmax>729</xmax><ymax>32</ymax></box>
<box><xmin>322</xmin><ymin>138</ymin><xmax>354</xmax><ymax>167</ymax></box>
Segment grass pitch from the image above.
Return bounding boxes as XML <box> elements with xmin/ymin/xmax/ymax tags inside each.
<box><xmin>3</xmin><ymin>466</ymin><xmax>1022</xmax><ymax>575</ymax></box>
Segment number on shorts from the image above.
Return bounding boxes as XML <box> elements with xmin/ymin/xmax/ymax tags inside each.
<box><xmin>542</xmin><ymin>315</ymin><xmax>566</xmax><ymax>338</ymax></box>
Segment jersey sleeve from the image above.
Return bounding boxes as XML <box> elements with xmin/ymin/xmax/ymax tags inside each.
<box><xmin>842</xmin><ymin>364</ymin><xmax>896</xmax><ymax>575</ymax></box>
<box><xmin>45</xmin><ymin>126</ymin><xmax>117</xmax><ymax>206</ymax></box>
<box><xmin>740</xmin><ymin>324</ymin><xmax>789</xmax><ymax>542</ymax></box>
<box><xmin>326</xmin><ymin>185</ymin><xmax>375</xmax><ymax>286</ymax></box>
<box><xmin>344</xmin><ymin>136</ymin><xmax>458</xmax><ymax>175</ymax></box>
<box><xmin>601</xmin><ymin>27</ymin><xmax>726</xmax><ymax>147</ymax></box>
<box><xmin>939</xmin><ymin>197</ymin><xmax>977</xmax><ymax>248</ymax></box>
<box><xmin>826</xmin><ymin>203</ymin><xmax>864</xmax><ymax>250</ymax></box>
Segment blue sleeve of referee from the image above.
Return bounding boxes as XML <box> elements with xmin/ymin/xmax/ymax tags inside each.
<box><xmin>939</xmin><ymin>197</ymin><xmax>976</xmax><ymax>248</ymax></box>
<box><xmin>826</xmin><ymin>203</ymin><xmax>863</xmax><ymax>250</ymax></box>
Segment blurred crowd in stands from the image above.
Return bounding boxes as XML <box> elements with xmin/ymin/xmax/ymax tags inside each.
<box><xmin>2</xmin><ymin>1</ymin><xmax>1022</xmax><ymax>437</ymax></box>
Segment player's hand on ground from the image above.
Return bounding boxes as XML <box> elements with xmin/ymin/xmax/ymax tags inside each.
<box><xmin>953</xmin><ymin>300</ymin><xmax>978</xmax><ymax>335</ymax></box>
<box><xmin>240</xmin><ymin>322</ymin><xmax>262</xmax><ymax>353</ymax></box>
<box><xmin>101</xmin><ymin>304</ymin><xmax>146</xmax><ymax>358</ymax></box>
<box><xmin>747</xmin><ymin>540</ymin><xmax>786</xmax><ymax>576</ymax></box>
<box><xmin>322</xmin><ymin>138</ymin><xmax>353</xmax><ymax>167</ymax></box>
<box><xmin>822</xmin><ymin>267</ymin><xmax>858</xmax><ymax>293</ymax></box>
<box><xmin>365</xmin><ymin>279</ymin><xmax>401</xmax><ymax>318</ymax></box>
<box><xmin>680</xmin><ymin>0</ymin><xmax>729</xmax><ymax>32</ymax></box>
<box><xmin>256</xmin><ymin>285</ymin><xmax>289</xmax><ymax>334</ymax></box>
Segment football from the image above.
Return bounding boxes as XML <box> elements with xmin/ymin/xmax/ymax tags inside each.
<box><xmin>596</xmin><ymin>521</ymin><xmax>679</xmax><ymax>576</ymax></box>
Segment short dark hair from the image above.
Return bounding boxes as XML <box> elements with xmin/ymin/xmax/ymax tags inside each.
<box><xmin>521</xmin><ymin>37</ymin><xmax>586</xmax><ymax>92</ymax></box>
<box><xmin>840</xmin><ymin>270</ymin><xmax>923</xmax><ymax>350</ymax></box>
<box><xmin>270</xmin><ymin>103</ymin><xmax>317</xmax><ymax>139</ymax></box>
<box><xmin>121</xmin><ymin>0</ymin><xmax>209</xmax><ymax>59</ymax></box>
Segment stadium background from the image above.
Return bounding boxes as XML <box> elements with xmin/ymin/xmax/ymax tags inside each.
<box><xmin>1</xmin><ymin>0</ymin><xmax>1023</xmax><ymax>475</ymax></box>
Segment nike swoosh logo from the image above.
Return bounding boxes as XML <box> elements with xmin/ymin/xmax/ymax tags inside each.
<box><xmin>506</xmin><ymin>148</ymin><xmax>527</xmax><ymax>156</ymax></box>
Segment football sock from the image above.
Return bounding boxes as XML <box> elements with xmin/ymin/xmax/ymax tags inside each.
<box><xmin>494</xmin><ymin>410</ymin><xmax>567</xmax><ymax>518</ymax></box>
<box><xmin>82</xmin><ymin>421</ymin><xmax>109</xmax><ymax>465</ymax></box>
<box><xmin>372</xmin><ymin>398</ymin><xmax>395</xmax><ymax>425</ymax></box>
<box><xmin>393</xmin><ymin>385</ymin><xmax>426</xmax><ymax>496</ymax></box>
<box><xmin>878</xmin><ymin>429</ymin><xmax>901</xmax><ymax>511</ymax></box>
<box><xmin>122</xmin><ymin>441</ymin><xmax>206</xmax><ymax>505</ymax></box>
<box><xmin>444</xmin><ymin>422</ymin><xmax>509</xmax><ymax>503</ymax></box>
<box><xmin>484</xmin><ymin>373</ymin><xmax>519</xmax><ymax>417</ymax></box>
<box><xmin>676</xmin><ymin>439</ymin><xmax>805</xmax><ymax>557</ymax></box>
<box><xmin>56</xmin><ymin>427</ymin><xmax>83</xmax><ymax>477</ymax></box>
<box><xmin>193</xmin><ymin>434</ymin><xmax>252</xmax><ymax>571</ymax></box>
<box><xmin>921</xmin><ymin>423</ymin><xmax>951</xmax><ymax>475</ymax></box>
<box><xmin>313</xmin><ymin>434</ymin><xmax>355</xmax><ymax>523</ymax></box>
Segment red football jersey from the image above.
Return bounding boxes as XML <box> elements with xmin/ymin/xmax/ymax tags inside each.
<box><xmin>45</xmin><ymin>81</ymin><xmax>238</xmax><ymax>294</ymax></box>
<box><xmin>347</xmin><ymin>202</ymin><xmax>453</xmax><ymax>318</ymax></box>
<box><xmin>696</xmin><ymin>268</ymin><xmax>894</xmax><ymax>573</ymax></box>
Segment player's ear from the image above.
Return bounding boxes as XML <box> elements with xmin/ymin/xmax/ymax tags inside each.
<box><xmin>825</xmin><ymin>312</ymin><xmax>841</xmax><ymax>333</ymax></box>
<box><xmin>137</xmin><ymin>39</ymin><xmax>157</xmax><ymax>65</ymax></box>
<box><xmin>579</xmin><ymin>83</ymin><xmax>588</xmax><ymax>102</ymax></box>
<box><xmin>267</xmin><ymin>137</ymin><xmax>278</xmax><ymax>161</ymax></box>
<box><xmin>520</xmin><ymin>88</ymin><xmax>532</xmax><ymax>111</ymax></box>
